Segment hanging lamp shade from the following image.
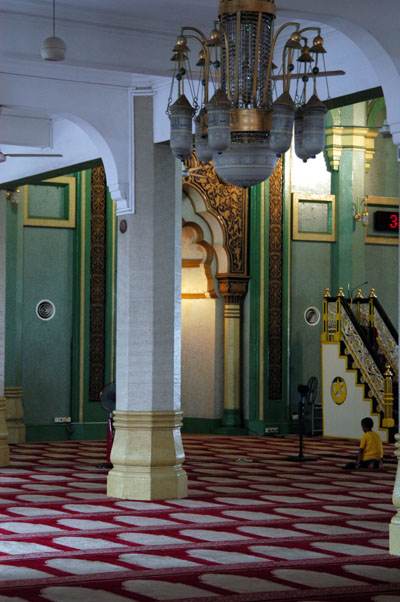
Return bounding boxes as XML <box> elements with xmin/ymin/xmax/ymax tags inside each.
<box><xmin>268</xmin><ymin>92</ymin><xmax>295</xmax><ymax>155</ymax></box>
<box><xmin>301</xmin><ymin>94</ymin><xmax>327</xmax><ymax>157</ymax></box>
<box><xmin>294</xmin><ymin>109</ymin><xmax>312</xmax><ymax>162</ymax></box>
<box><xmin>212</xmin><ymin>143</ymin><xmax>278</xmax><ymax>188</ymax></box>
<box><xmin>195</xmin><ymin>115</ymin><xmax>213</xmax><ymax>164</ymax></box>
<box><xmin>206</xmin><ymin>89</ymin><xmax>231</xmax><ymax>153</ymax></box>
<box><xmin>169</xmin><ymin>94</ymin><xmax>195</xmax><ymax>160</ymax></box>
<box><xmin>40</xmin><ymin>36</ymin><xmax>67</xmax><ymax>61</ymax></box>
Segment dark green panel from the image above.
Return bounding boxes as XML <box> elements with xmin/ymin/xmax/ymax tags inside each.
<box><xmin>248</xmin><ymin>185</ymin><xmax>261</xmax><ymax>426</ymax></box>
<box><xmin>182</xmin><ymin>418</ymin><xmax>222</xmax><ymax>434</ymax></box>
<box><xmin>26</xmin><ymin>422</ymin><xmax>107</xmax><ymax>441</ymax></box>
<box><xmin>22</xmin><ymin>225</ymin><xmax>73</xmax><ymax>424</ymax></box>
<box><xmin>290</xmin><ymin>240</ymin><xmax>330</xmax><ymax>409</ymax></box>
<box><xmin>5</xmin><ymin>200</ymin><xmax>23</xmax><ymax>387</ymax></box>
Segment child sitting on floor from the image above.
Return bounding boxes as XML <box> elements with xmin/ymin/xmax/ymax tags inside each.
<box><xmin>343</xmin><ymin>417</ymin><xmax>384</xmax><ymax>469</ymax></box>
<box><xmin>357</xmin><ymin>416</ymin><xmax>384</xmax><ymax>468</ymax></box>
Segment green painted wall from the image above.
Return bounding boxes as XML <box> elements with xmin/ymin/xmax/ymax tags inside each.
<box><xmin>22</xmin><ymin>225</ymin><xmax>74</xmax><ymax>424</ymax></box>
<box><xmin>247</xmin><ymin>96</ymin><xmax>398</xmax><ymax>436</ymax></box>
<box><xmin>5</xmin><ymin>199</ymin><xmax>23</xmax><ymax>387</ymax></box>
<box><xmin>4</xmin><ymin>166</ymin><xmax>115</xmax><ymax>441</ymax></box>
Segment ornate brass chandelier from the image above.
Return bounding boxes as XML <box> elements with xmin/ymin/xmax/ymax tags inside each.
<box><xmin>167</xmin><ymin>0</ymin><xmax>330</xmax><ymax>188</ymax></box>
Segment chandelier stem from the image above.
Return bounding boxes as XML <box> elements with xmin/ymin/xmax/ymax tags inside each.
<box><xmin>262</xmin><ymin>21</ymin><xmax>300</xmax><ymax>106</ymax></box>
<box><xmin>251</xmin><ymin>12</ymin><xmax>263</xmax><ymax>107</ymax></box>
<box><xmin>52</xmin><ymin>0</ymin><xmax>56</xmax><ymax>37</ymax></box>
<box><xmin>219</xmin><ymin>24</ymin><xmax>231</xmax><ymax>101</ymax></box>
<box><xmin>234</xmin><ymin>11</ymin><xmax>241</xmax><ymax>105</ymax></box>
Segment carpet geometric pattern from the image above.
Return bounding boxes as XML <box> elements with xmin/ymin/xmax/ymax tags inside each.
<box><xmin>0</xmin><ymin>435</ymin><xmax>399</xmax><ymax>601</ymax></box>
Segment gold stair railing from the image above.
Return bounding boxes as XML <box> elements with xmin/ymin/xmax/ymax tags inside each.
<box><xmin>322</xmin><ymin>287</ymin><xmax>396</xmax><ymax>424</ymax></box>
<box><xmin>383</xmin><ymin>364</ymin><xmax>395</xmax><ymax>428</ymax></box>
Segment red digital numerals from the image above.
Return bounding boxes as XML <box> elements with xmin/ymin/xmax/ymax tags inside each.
<box><xmin>389</xmin><ymin>213</ymin><xmax>399</xmax><ymax>229</ymax></box>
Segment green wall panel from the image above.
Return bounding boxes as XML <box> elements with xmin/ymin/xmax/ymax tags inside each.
<box><xmin>22</xmin><ymin>225</ymin><xmax>74</xmax><ymax>424</ymax></box>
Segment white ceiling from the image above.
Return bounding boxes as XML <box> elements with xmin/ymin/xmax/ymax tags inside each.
<box><xmin>0</xmin><ymin>0</ymin><xmax>398</xmax><ymax>185</ymax></box>
<box><xmin>0</xmin><ymin>0</ymin><xmax>397</xmax><ymax>87</ymax></box>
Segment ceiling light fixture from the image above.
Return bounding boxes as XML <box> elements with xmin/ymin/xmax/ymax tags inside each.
<box><xmin>40</xmin><ymin>0</ymin><xmax>67</xmax><ymax>62</ymax></box>
<box><xmin>167</xmin><ymin>0</ymin><xmax>334</xmax><ymax>188</ymax></box>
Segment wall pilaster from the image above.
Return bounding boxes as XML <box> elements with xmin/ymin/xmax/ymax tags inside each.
<box><xmin>217</xmin><ymin>275</ymin><xmax>249</xmax><ymax>431</ymax></box>
<box><xmin>0</xmin><ymin>192</ymin><xmax>10</xmax><ymax>465</ymax></box>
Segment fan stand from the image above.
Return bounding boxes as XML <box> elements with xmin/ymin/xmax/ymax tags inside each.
<box><xmin>96</xmin><ymin>382</ymin><xmax>116</xmax><ymax>469</ymax></box>
<box><xmin>284</xmin><ymin>379</ymin><xmax>318</xmax><ymax>462</ymax></box>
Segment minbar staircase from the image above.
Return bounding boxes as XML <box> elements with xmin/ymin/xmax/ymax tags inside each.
<box><xmin>321</xmin><ymin>287</ymin><xmax>398</xmax><ymax>443</ymax></box>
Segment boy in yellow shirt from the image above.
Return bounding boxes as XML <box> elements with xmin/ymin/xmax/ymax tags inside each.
<box><xmin>356</xmin><ymin>417</ymin><xmax>384</xmax><ymax>469</ymax></box>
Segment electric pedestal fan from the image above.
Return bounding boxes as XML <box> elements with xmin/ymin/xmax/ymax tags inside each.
<box><xmin>285</xmin><ymin>376</ymin><xmax>318</xmax><ymax>462</ymax></box>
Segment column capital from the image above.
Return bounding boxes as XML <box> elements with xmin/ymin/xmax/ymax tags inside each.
<box><xmin>217</xmin><ymin>274</ymin><xmax>250</xmax><ymax>304</ymax></box>
<box><xmin>325</xmin><ymin>126</ymin><xmax>378</xmax><ymax>173</ymax></box>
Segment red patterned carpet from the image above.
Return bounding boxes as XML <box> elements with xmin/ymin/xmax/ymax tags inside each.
<box><xmin>0</xmin><ymin>435</ymin><xmax>399</xmax><ymax>601</ymax></box>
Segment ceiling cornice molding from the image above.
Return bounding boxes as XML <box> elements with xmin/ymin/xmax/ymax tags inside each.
<box><xmin>0</xmin><ymin>4</ymin><xmax>177</xmax><ymax>39</ymax></box>
<box><xmin>0</xmin><ymin>58</ymin><xmax>159</xmax><ymax>90</ymax></box>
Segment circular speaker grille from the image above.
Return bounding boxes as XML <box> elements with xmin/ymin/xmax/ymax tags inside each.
<box><xmin>36</xmin><ymin>300</ymin><xmax>56</xmax><ymax>321</ymax></box>
<box><xmin>304</xmin><ymin>306</ymin><xmax>321</xmax><ymax>326</ymax></box>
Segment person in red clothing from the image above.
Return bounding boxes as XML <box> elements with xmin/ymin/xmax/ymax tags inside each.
<box><xmin>356</xmin><ymin>417</ymin><xmax>384</xmax><ymax>469</ymax></box>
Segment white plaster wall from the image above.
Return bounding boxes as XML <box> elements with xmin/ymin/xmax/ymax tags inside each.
<box><xmin>291</xmin><ymin>151</ymin><xmax>331</xmax><ymax>195</ymax></box>
<box><xmin>322</xmin><ymin>342</ymin><xmax>386</xmax><ymax>442</ymax></box>
<box><xmin>181</xmin><ymin>299</ymin><xmax>219</xmax><ymax>419</ymax></box>
<box><xmin>0</xmin><ymin>118</ymin><xmax>99</xmax><ymax>185</ymax></box>
<box><xmin>181</xmin><ymin>194</ymin><xmax>224</xmax><ymax>420</ymax></box>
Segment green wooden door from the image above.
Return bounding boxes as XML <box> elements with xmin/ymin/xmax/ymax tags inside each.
<box><xmin>22</xmin><ymin>179</ymin><xmax>75</xmax><ymax>426</ymax></box>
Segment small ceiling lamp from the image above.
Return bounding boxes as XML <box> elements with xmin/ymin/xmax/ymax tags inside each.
<box><xmin>41</xmin><ymin>0</ymin><xmax>67</xmax><ymax>61</ymax></box>
<box><xmin>167</xmin><ymin>0</ymin><xmax>335</xmax><ymax>188</ymax></box>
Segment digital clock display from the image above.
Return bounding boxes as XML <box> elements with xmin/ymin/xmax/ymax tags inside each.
<box><xmin>373</xmin><ymin>210</ymin><xmax>399</xmax><ymax>232</ymax></box>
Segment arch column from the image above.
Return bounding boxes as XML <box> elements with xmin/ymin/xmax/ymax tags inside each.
<box><xmin>0</xmin><ymin>192</ymin><xmax>9</xmax><ymax>465</ymax></box>
<box><xmin>217</xmin><ymin>275</ymin><xmax>250</xmax><ymax>429</ymax></box>
<box><xmin>107</xmin><ymin>95</ymin><xmax>186</xmax><ymax>500</ymax></box>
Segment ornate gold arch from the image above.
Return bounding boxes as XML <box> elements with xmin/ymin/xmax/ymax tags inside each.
<box><xmin>183</xmin><ymin>153</ymin><xmax>249</xmax><ymax>285</ymax></box>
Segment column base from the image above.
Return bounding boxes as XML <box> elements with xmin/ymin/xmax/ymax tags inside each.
<box><xmin>0</xmin><ymin>397</ymin><xmax>10</xmax><ymax>466</ymax></box>
<box><xmin>5</xmin><ymin>387</ymin><xmax>25</xmax><ymax>444</ymax></box>
<box><xmin>107</xmin><ymin>410</ymin><xmax>187</xmax><ymax>500</ymax></box>
<box><xmin>389</xmin><ymin>520</ymin><xmax>400</xmax><ymax>555</ymax></box>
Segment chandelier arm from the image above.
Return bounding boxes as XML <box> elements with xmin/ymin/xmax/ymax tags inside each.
<box><xmin>286</xmin><ymin>47</ymin><xmax>295</xmax><ymax>93</ymax></box>
<box><xmin>262</xmin><ymin>22</ymin><xmax>300</xmax><ymax>106</ymax></box>
<box><xmin>219</xmin><ymin>24</ymin><xmax>231</xmax><ymax>101</ymax></box>
<box><xmin>181</xmin><ymin>26</ymin><xmax>208</xmax><ymax>47</ymax></box>
<box><xmin>234</xmin><ymin>11</ymin><xmax>241</xmax><ymax>105</ymax></box>
<box><xmin>252</xmin><ymin>12</ymin><xmax>263</xmax><ymax>107</ymax></box>
<box><xmin>182</xmin><ymin>30</ymin><xmax>211</xmax><ymax>104</ymax></box>
<box><xmin>282</xmin><ymin>45</ymin><xmax>290</xmax><ymax>94</ymax></box>
<box><xmin>297</xmin><ymin>26</ymin><xmax>321</xmax><ymax>37</ymax></box>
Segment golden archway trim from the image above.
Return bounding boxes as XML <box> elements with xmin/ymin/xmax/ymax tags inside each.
<box><xmin>183</xmin><ymin>153</ymin><xmax>249</xmax><ymax>278</ymax></box>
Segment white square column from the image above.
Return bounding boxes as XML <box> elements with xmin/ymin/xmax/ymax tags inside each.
<box><xmin>107</xmin><ymin>96</ymin><xmax>187</xmax><ymax>500</ymax></box>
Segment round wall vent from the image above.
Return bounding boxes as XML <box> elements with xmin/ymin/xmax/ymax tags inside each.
<box><xmin>36</xmin><ymin>299</ymin><xmax>56</xmax><ymax>321</ymax></box>
<box><xmin>304</xmin><ymin>306</ymin><xmax>321</xmax><ymax>326</ymax></box>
